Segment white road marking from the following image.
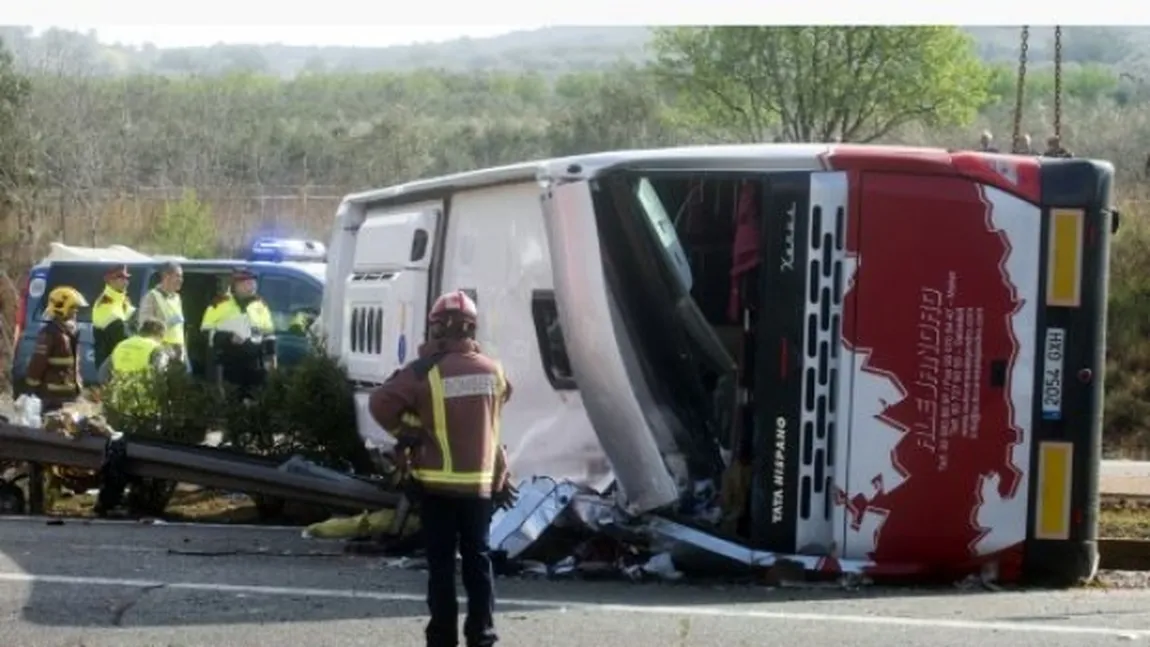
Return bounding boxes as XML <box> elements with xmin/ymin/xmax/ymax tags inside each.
<box><xmin>0</xmin><ymin>571</ymin><xmax>1146</xmax><ymax>638</ymax></box>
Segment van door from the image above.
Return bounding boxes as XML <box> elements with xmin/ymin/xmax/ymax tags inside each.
<box><xmin>344</xmin><ymin>205</ymin><xmax>441</xmax><ymax>386</ymax></box>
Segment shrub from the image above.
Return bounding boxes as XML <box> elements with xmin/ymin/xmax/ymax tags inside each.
<box><xmin>222</xmin><ymin>343</ymin><xmax>374</xmax><ymax>476</ymax></box>
<box><xmin>101</xmin><ymin>363</ymin><xmax>220</xmax><ymax>445</ymax></box>
<box><xmin>99</xmin><ymin>363</ymin><xmax>221</xmax><ymax>514</ymax></box>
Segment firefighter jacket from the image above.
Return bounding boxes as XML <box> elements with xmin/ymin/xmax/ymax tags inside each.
<box><xmin>368</xmin><ymin>338</ymin><xmax>512</xmax><ymax>498</ymax></box>
<box><xmin>139</xmin><ymin>288</ymin><xmax>186</xmax><ymax>354</ymax></box>
<box><xmin>24</xmin><ymin>320</ymin><xmax>82</xmax><ymax>408</ymax></box>
<box><xmin>92</xmin><ymin>286</ymin><xmax>135</xmax><ymax>369</ymax></box>
<box><xmin>201</xmin><ymin>294</ymin><xmax>277</xmax><ymax>381</ymax></box>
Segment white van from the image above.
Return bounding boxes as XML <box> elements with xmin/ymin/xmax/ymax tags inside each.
<box><xmin>323</xmin><ymin>143</ymin><xmax>1114</xmax><ymax>583</ymax></box>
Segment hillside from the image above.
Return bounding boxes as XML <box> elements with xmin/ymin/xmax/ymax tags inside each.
<box><xmin>3</xmin><ymin>25</ymin><xmax>1150</xmax><ymax>78</ymax></box>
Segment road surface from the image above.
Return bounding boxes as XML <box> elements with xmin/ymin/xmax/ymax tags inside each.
<box><xmin>1</xmin><ymin>518</ymin><xmax>1150</xmax><ymax>646</ymax></box>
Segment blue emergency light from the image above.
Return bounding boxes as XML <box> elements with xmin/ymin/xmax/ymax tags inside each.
<box><xmin>247</xmin><ymin>237</ymin><xmax>327</xmax><ymax>263</ymax></box>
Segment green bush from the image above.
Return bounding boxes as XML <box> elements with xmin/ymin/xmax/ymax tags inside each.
<box><xmin>100</xmin><ymin>363</ymin><xmax>221</xmax><ymax>514</ymax></box>
<box><xmin>1104</xmin><ymin>197</ymin><xmax>1150</xmax><ymax>452</ymax></box>
<box><xmin>222</xmin><ymin>344</ymin><xmax>374</xmax><ymax>476</ymax></box>
<box><xmin>101</xmin><ymin>363</ymin><xmax>220</xmax><ymax>445</ymax></box>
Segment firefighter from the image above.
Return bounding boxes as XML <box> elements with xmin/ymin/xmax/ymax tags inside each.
<box><xmin>96</xmin><ymin>320</ymin><xmax>171</xmax><ymax>384</ymax></box>
<box><xmin>23</xmin><ymin>286</ymin><xmax>87</xmax><ymax>413</ymax></box>
<box><xmin>368</xmin><ymin>290</ymin><xmax>517</xmax><ymax>647</ymax></box>
<box><xmin>201</xmin><ymin>268</ymin><xmax>277</xmax><ymax>399</ymax></box>
<box><xmin>92</xmin><ymin>264</ymin><xmax>136</xmax><ymax>371</ymax></box>
<box><xmin>138</xmin><ymin>261</ymin><xmax>187</xmax><ymax>370</ymax></box>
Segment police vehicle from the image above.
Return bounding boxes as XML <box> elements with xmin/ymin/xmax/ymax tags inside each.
<box><xmin>9</xmin><ymin>238</ymin><xmax>326</xmax><ymax>392</ymax></box>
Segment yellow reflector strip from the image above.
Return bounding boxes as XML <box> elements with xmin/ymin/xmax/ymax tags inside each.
<box><xmin>1046</xmin><ymin>208</ymin><xmax>1084</xmax><ymax>308</ymax></box>
<box><xmin>1035</xmin><ymin>441</ymin><xmax>1074</xmax><ymax>541</ymax></box>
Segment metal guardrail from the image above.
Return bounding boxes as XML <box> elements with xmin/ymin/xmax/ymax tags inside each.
<box><xmin>0</xmin><ymin>423</ymin><xmax>399</xmax><ymax>513</ymax></box>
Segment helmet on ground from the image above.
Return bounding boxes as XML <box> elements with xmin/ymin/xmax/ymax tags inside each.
<box><xmin>428</xmin><ymin>290</ymin><xmax>478</xmax><ymax>339</ymax></box>
<box><xmin>45</xmin><ymin>286</ymin><xmax>88</xmax><ymax>320</ymax></box>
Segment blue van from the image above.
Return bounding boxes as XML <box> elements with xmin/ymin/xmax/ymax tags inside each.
<box><xmin>9</xmin><ymin>241</ymin><xmax>325</xmax><ymax>393</ymax></box>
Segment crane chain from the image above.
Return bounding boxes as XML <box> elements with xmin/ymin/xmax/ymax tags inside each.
<box><xmin>1053</xmin><ymin>26</ymin><xmax>1063</xmax><ymax>140</ymax></box>
<box><xmin>1011</xmin><ymin>27</ymin><xmax>1029</xmax><ymax>154</ymax></box>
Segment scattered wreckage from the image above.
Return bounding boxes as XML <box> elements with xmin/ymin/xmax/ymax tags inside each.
<box><xmin>0</xmin><ymin>408</ymin><xmax>883</xmax><ymax>587</ymax></box>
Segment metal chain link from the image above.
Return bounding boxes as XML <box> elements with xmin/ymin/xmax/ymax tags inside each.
<box><xmin>1011</xmin><ymin>26</ymin><xmax>1029</xmax><ymax>153</ymax></box>
<box><xmin>1053</xmin><ymin>26</ymin><xmax>1063</xmax><ymax>141</ymax></box>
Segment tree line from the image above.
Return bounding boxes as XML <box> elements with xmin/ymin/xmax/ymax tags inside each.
<box><xmin>3</xmin><ymin>26</ymin><xmax>1150</xmax><ymax>449</ymax></box>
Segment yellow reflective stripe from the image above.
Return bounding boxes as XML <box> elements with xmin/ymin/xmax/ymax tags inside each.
<box><xmin>412</xmin><ymin>470</ymin><xmax>494</xmax><ymax>484</ymax></box>
<box><xmin>491</xmin><ymin>366</ymin><xmax>505</xmax><ymax>452</ymax></box>
<box><xmin>47</xmin><ymin>357</ymin><xmax>73</xmax><ymax>366</ymax></box>
<box><xmin>25</xmin><ymin>379</ymin><xmax>42</xmax><ymax>386</ymax></box>
<box><xmin>428</xmin><ymin>365</ymin><xmax>452</xmax><ymax>475</ymax></box>
<box><xmin>400</xmin><ymin>412</ymin><xmax>422</xmax><ymax>427</ymax></box>
<box><xmin>46</xmin><ymin>383</ymin><xmax>76</xmax><ymax>391</ymax></box>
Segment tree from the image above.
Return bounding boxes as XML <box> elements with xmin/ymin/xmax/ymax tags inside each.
<box><xmin>151</xmin><ymin>188</ymin><xmax>218</xmax><ymax>258</ymax></box>
<box><xmin>650</xmin><ymin>26</ymin><xmax>991</xmax><ymax>143</ymax></box>
<box><xmin>0</xmin><ymin>37</ymin><xmax>33</xmax><ymax>208</ymax></box>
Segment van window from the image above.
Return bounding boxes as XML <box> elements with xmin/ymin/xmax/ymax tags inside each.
<box><xmin>28</xmin><ymin>263</ymin><xmax>150</xmax><ymax>326</ymax></box>
<box><xmin>259</xmin><ymin>274</ymin><xmax>323</xmax><ymax>335</ymax></box>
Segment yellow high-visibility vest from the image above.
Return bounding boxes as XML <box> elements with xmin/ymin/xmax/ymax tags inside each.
<box><xmin>201</xmin><ymin>296</ymin><xmax>275</xmax><ymax>336</ymax></box>
<box><xmin>148</xmin><ymin>288</ymin><xmax>186</xmax><ymax>347</ymax></box>
<box><xmin>111</xmin><ymin>335</ymin><xmax>162</xmax><ymax>374</ymax></box>
<box><xmin>92</xmin><ymin>286</ymin><xmax>135</xmax><ymax>330</ymax></box>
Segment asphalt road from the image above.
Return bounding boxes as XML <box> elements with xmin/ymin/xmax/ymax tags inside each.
<box><xmin>2</xmin><ymin>518</ymin><xmax>1150</xmax><ymax>646</ymax></box>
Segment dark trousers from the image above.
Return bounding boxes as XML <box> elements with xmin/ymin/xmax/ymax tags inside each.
<box><xmin>420</xmin><ymin>493</ymin><xmax>497</xmax><ymax>647</ymax></box>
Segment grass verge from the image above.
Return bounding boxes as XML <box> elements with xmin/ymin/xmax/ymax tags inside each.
<box><xmin>49</xmin><ymin>486</ymin><xmax>265</xmax><ymax>524</ymax></box>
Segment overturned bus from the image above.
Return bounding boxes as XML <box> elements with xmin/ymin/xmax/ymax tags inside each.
<box><xmin>321</xmin><ymin>143</ymin><xmax>1115</xmax><ymax>584</ymax></box>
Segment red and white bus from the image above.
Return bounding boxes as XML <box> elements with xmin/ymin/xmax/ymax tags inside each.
<box><xmin>326</xmin><ymin>144</ymin><xmax>1115</xmax><ymax>584</ymax></box>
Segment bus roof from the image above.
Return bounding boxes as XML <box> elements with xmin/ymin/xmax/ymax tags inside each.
<box><xmin>342</xmin><ymin>143</ymin><xmax>840</xmax><ymax>209</ymax></box>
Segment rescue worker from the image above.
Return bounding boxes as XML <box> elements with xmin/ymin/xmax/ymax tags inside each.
<box><xmin>23</xmin><ymin>286</ymin><xmax>87</xmax><ymax>413</ymax></box>
<box><xmin>138</xmin><ymin>261</ymin><xmax>187</xmax><ymax>370</ymax></box>
<box><xmin>978</xmin><ymin>130</ymin><xmax>999</xmax><ymax>153</ymax></box>
<box><xmin>1042</xmin><ymin>134</ymin><xmax>1074</xmax><ymax>158</ymax></box>
<box><xmin>368</xmin><ymin>290</ymin><xmax>517</xmax><ymax>647</ymax></box>
<box><xmin>288</xmin><ymin>307</ymin><xmax>319</xmax><ymax>336</ymax></box>
<box><xmin>92</xmin><ymin>264</ymin><xmax>135</xmax><ymax>371</ymax></box>
<box><xmin>96</xmin><ymin>320</ymin><xmax>171</xmax><ymax>384</ymax></box>
<box><xmin>201</xmin><ymin>268</ymin><xmax>277</xmax><ymax>399</ymax></box>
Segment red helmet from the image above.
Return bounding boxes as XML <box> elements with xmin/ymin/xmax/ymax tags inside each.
<box><xmin>429</xmin><ymin>290</ymin><xmax>478</xmax><ymax>325</ymax></box>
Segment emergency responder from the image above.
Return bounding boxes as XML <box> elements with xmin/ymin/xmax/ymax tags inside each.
<box><xmin>138</xmin><ymin>261</ymin><xmax>187</xmax><ymax>370</ymax></box>
<box><xmin>1042</xmin><ymin>134</ymin><xmax>1074</xmax><ymax>158</ymax></box>
<box><xmin>288</xmin><ymin>307</ymin><xmax>319</xmax><ymax>336</ymax></box>
<box><xmin>201</xmin><ymin>268</ymin><xmax>277</xmax><ymax>399</ymax></box>
<box><xmin>978</xmin><ymin>130</ymin><xmax>999</xmax><ymax>153</ymax></box>
<box><xmin>368</xmin><ymin>290</ymin><xmax>516</xmax><ymax>647</ymax></box>
<box><xmin>92</xmin><ymin>264</ymin><xmax>135</xmax><ymax>371</ymax></box>
<box><xmin>23</xmin><ymin>286</ymin><xmax>87</xmax><ymax>413</ymax></box>
<box><xmin>96</xmin><ymin>320</ymin><xmax>171</xmax><ymax>384</ymax></box>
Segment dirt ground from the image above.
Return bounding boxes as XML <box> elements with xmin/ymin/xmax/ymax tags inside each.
<box><xmin>48</xmin><ymin>486</ymin><xmax>270</xmax><ymax>524</ymax></box>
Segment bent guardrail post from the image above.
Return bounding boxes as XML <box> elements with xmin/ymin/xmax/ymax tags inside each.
<box><xmin>0</xmin><ymin>422</ymin><xmax>399</xmax><ymax>513</ymax></box>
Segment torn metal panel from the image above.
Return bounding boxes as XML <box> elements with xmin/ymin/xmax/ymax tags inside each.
<box><xmin>640</xmin><ymin>517</ymin><xmax>879</xmax><ymax>575</ymax></box>
<box><xmin>489</xmin><ymin>477</ymin><xmax>582</xmax><ymax>559</ymax></box>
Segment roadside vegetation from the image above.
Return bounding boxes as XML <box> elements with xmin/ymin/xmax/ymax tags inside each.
<box><xmin>3</xmin><ymin>26</ymin><xmax>1150</xmax><ymax>463</ymax></box>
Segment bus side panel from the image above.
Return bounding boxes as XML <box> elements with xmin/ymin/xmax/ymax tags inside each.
<box><xmin>1022</xmin><ymin>159</ymin><xmax>1113</xmax><ymax>585</ymax></box>
<box><xmin>839</xmin><ymin>173</ymin><xmax>1040</xmax><ymax>570</ymax></box>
